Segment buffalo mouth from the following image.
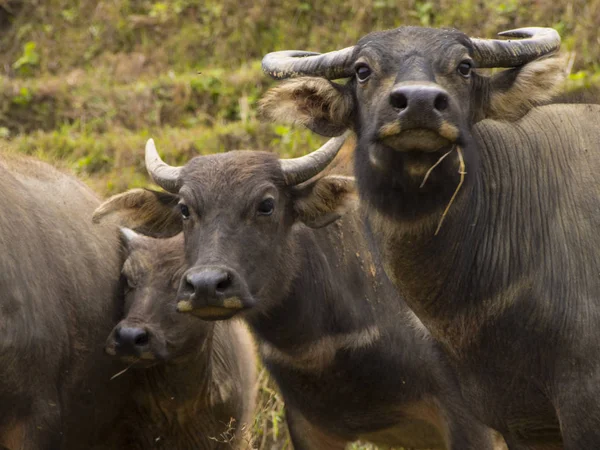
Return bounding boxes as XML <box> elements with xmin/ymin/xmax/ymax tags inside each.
<box><xmin>382</xmin><ymin>129</ymin><xmax>453</xmax><ymax>153</ymax></box>
<box><xmin>176</xmin><ymin>298</ymin><xmax>247</xmax><ymax>321</ymax></box>
<box><xmin>377</xmin><ymin>120</ymin><xmax>459</xmax><ymax>153</ymax></box>
<box><xmin>104</xmin><ymin>345</ymin><xmax>163</xmax><ymax>367</ymax></box>
<box><xmin>370</xmin><ymin>125</ymin><xmax>459</xmax><ymax>173</ymax></box>
<box><xmin>117</xmin><ymin>356</ymin><xmax>158</xmax><ymax>368</ymax></box>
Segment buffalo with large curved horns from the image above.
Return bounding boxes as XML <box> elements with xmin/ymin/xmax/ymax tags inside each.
<box><xmin>262</xmin><ymin>27</ymin><xmax>560</xmax><ymax>80</ymax></box>
<box><xmin>145</xmin><ymin>132</ymin><xmax>350</xmax><ymax>191</ymax></box>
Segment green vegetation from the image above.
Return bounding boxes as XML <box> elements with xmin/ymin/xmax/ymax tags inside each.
<box><xmin>1</xmin><ymin>0</ymin><xmax>599</xmax><ymax>196</ymax></box>
<box><xmin>0</xmin><ymin>1</ymin><xmax>598</xmax><ymax>447</ymax></box>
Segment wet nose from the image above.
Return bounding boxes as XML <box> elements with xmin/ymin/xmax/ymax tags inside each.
<box><xmin>184</xmin><ymin>269</ymin><xmax>232</xmax><ymax>301</ymax></box>
<box><xmin>114</xmin><ymin>326</ymin><xmax>149</xmax><ymax>355</ymax></box>
<box><xmin>389</xmin><ymin>85</ymin><xmax>449</xmax><ymax>115</ymax></box>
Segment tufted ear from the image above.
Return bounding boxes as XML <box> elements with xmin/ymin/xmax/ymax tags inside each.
<box><xmin>485</xmin><ymin>54</ymin><xmax>567</xmax><ymax>121</ymax></box>
<box><xmin>292</xmin><ymin>175</ymin><xmax>358</xmax><ymax>228</ymax></box>
<box><xmin>93</xmin><ymin>188</ymin><xmax>182</xmax><ymax>237</ymax></box>
<box><xmin>260</xmin><ymin>77</ymin><xmax>354</xmax><ymax>137</ymax></box>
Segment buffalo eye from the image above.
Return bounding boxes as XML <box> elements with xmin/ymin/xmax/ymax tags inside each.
<box><xmin>457</xmin><ymin>61</ymin><xmax>472</xmax><ymax>78</ymax></box>
<box><xmin>179</xmin><ymin>203</ymin><xmax>190</xmax><ymax>220</ymax></box>
<box><xmin>257</xmin><ymin>198</ymin><xmax>275</xmax><ymax>216</ymax></box>
<box><xmin>355</xmin><ymin>63</ymin><xmax>372</xmax><ymax>82</ymax></box>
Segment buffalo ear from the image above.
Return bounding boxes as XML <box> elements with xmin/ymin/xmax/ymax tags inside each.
<box><xmin>292</xmin><ymin>175</ymin><xmax>358</xmax><ymax>228</ymax></box>
<box><xmin>259</xmin><ymin>77</ymin><xmax>354</xmax><ymax>137</ymax></box>
<box><xmin>485</xmin><ymin>54</ymin><xmax>567</xmax><ymax>121</ymax></box>
<box><xmin>93</xmin><ymin>188</ymin><xmax>182</xmax><ymax>237</ymax></box>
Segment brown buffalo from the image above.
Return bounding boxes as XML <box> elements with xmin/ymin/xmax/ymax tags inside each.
<box><xmin>259</xmin><ymin>25</ymin><xmax>600</xmax><ymax>449</ymax></box>
<box><xmin>103</xmin><ymin>230</ymin><xmax>257</xmax><ymax>449</ymax></box>
<box><xmin>0</xmin><ymin>153</ymin><xmax>129</xmax><ymax>450</ymax></box>
<box><xmin>93</xmin><ymin>138</ymin><xmax>508</xmax><ymax>449</ymax></box>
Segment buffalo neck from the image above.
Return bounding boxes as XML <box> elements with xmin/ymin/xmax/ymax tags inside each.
<box><xmin>115</xmin><ymin>326</ymin><xmax>239</xmax><ymax>450</ymax></box>
<box><xmin>245</xmin><ymin>214</ymin><xmax>388</xmax><ymax>360</ymax></box>
<box><xmin>133</xmin><ymin>326</ymin><xmax>216</xmax><ymax>414</ymax></box>
<box><xmin>358</xmin><ymin>134</ymin><xmax>494</xmax><ymax>351</ymax></box>
<box><xmin>359</xmin><ymin>109</ymin><xmax>589</xmax><ymax>354</ymax></box>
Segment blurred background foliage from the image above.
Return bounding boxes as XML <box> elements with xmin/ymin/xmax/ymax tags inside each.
<box><xmin>0</xmin><ymin>1</ymin><xmax>598</xmax><ymax>447</ymax></box>
<box><xmin>0</xmin><ymin>0</ymin><xmax>598</xmax><ymax>195</ymax></box>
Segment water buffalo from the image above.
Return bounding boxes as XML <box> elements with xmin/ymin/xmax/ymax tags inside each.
<box><xmin>0</xmin><ymin>153</ymin><xmax>129</xmax><ymax>449</ymax></box>
<box><xmin>103</xmin><ymin>230</ymin><xmax>257</xmax><ymax>449</ymax></box>
<box><xmin>93</xmin><ymin>138</ymin><xmax>508</xmax><ymax>450</ymax></box>
<box><xmin>259</xmin><ymin>26</ymin><xmax>600</xmax><ymax>448</ymax></box>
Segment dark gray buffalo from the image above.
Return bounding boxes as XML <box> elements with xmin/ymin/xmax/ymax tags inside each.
<box><xmin>0</xmin><ymin>152</ymin><xmax>255</xmax><ymax>450</ymax></box>
<box><xmin>103</xmin><ymin>230</ymin><xmax>257</xmax><ymax>449</ymax></box>
<box><xmin>93</xmin><ymin>138</ymin><xmax>508</xmax><ymax>449</ymax></box>
<box><xmin>259</xmin><ymin>26</ymin><xmax>600</xmax><ymax>448</ymax></box>
<box><xmin>0</xmin><ymin>153</ymin><xmax>129</xmax><ymax>449</ymax></box>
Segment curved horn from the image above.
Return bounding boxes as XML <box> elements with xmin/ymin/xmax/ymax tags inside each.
<box><xmin>144</xmin><ymin>138</ymin><xmax>182</xmax><ymax>193</ymax></box>
<box><xmin>262</xmin><ymin>47</ymin><xmax>355</xmax><ymax>80</ymax></box>
<box><xmin>471</xmin><ymin>27</ymin><xmax>560</xmax><ymax>68</ymax></box>
<box><xmin>280</xmin><ymin>131</ymin><xmax>350</xmax><ymax>185</ymax></box>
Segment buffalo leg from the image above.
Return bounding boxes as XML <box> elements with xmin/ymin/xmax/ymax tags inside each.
<box><xmin>446</xmin><ymin>421</ymin><xmax>497</xmax><ymax>450</ymax></box>
<box><xmin>285</xmin><ymin>407</ymin><xmax>347</xmax><ymax>450</ymax></box>
<box><xmin>502</xmin><ymin>436</ymin><xmax>538</xmax><ymax>450</ymax></box>
<box><xmin>443</xmin><ymin>403</ymin><xmax>498</xmax><ymax>450</ymax></box>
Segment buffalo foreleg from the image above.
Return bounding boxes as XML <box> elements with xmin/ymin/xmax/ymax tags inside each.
<box><xmin>284</xmin><ymin>407</ymin><xmax>347</xmax><ymax>450</ymax></box>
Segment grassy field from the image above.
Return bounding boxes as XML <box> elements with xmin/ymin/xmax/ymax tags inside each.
<box><xmin>1</xmin><ymin>1</ymin><xmax>599</xmax><ymax>448</ymax></box>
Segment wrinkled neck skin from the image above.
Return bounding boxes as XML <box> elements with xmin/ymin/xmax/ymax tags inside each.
<box><xmin>355</xmin><ymin>128</ymin><xmax>485</xmax><ymax>354</ymax></box>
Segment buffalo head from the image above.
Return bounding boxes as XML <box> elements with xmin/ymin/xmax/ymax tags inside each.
<box><xmin>105</xmin><ymin>230</ymin><xmax>212</xmax><ymax>363</ymax></box>
<box><xmin>259</xmin><ymin>26</ymin><xmax>565</xmax><ymax>220</ymax></box>
<box><xmin>94</xmin><ymin>137</ymin><xmax>355</xmax><ymax>320</ymax></box>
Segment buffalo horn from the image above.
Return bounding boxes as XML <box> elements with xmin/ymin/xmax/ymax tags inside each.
<box><xmin>262</xmin><ymin>47</ymin><xmax>355</xmax><ymax>80</ymax></box>
<box><xmin>471</xmin><ymin>27</ymin><xmax>561</xmax><ymax>68</ymax></box>
<box><xmin>280</xmin><ymin>132</ymin><xmax>350</xmax><ymax>185</ymax></box>
<box><xmin>144</xmin><ymin>138</ymin><xmax>182</xmax><ymax>193</ymax></box>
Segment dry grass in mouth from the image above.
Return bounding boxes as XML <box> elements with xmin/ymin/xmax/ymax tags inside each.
<box><xmin>419</xmin><ymin>145</ymin><xmax>467</xmax><ymax>236</ymax></box>
<box><xmin>435</xmin><ymin>146</ymin><xmax>466</xmax><ymax>236</ymax></box>
<box><xmin>109</xmin><ymin>359</ymin><xmax>139</xmax><ymax>381</ymax></box>
<box><xmin>419</xmin><ymin>146</ymin><xmax>455</xmax><ymax>189</ymax></box>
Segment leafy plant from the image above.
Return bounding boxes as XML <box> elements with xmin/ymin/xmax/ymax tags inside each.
<box><xmin>11</xmin><ymin>87</ymin><xmax>32</xmax><ymax>106</ymax></box>
<box><xmin>12</xmin><ymin>41</ymin><xmax>39</xmax><ymax>76</ymax></box>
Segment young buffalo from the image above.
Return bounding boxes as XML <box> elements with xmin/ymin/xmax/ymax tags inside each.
<box><xmin>260</xmin><ymin>26</ymin><xmax>600</xmax><ymax>449</ymax></box>
<box><xmin>93</xmin><ymin>138</ymin><xmax>507</xmax><ymax>450</ymax></box>
<box><xmin>102</xmin><ymin>231</ymin><xmax>257</xmax><ymax>450</ymax></box>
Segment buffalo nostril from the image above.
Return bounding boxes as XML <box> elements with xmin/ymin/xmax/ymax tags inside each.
<box><xmin>216</xmin><ymin>274</ymin><xmax>231</xmax><ymax>293</ymax></box>
<box><xmin>390</xmin><ymin>91</ymin><xmax>408</xmax><ymax>110</ymax></box>
<box><xmin>184</xmin><ymin>275</ymin><xmax>196</xmax><ymax>294</ymax></box>
<box><xmin>134</xmin><ymin>331</ymin><xmax>149</xmax><ymax>346</ymax></box>
<box><xmin>434</xmin><ymin>93</ymin><xmax>448</xmax><ymax>111</ymax></box>
<box><xmin>186</xmin><ymin>269</ymin><xmax>232</xmax><ymax>297</ymax></box>
<box><xmin>114</xmin><ymin>327</ymin><xmax>125</xmax><ymax>345</ymax></box>
<box><xmin>115</xmin><ymin>326</ymin><xmax>149</xmax><ymax>349</ymax></box>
